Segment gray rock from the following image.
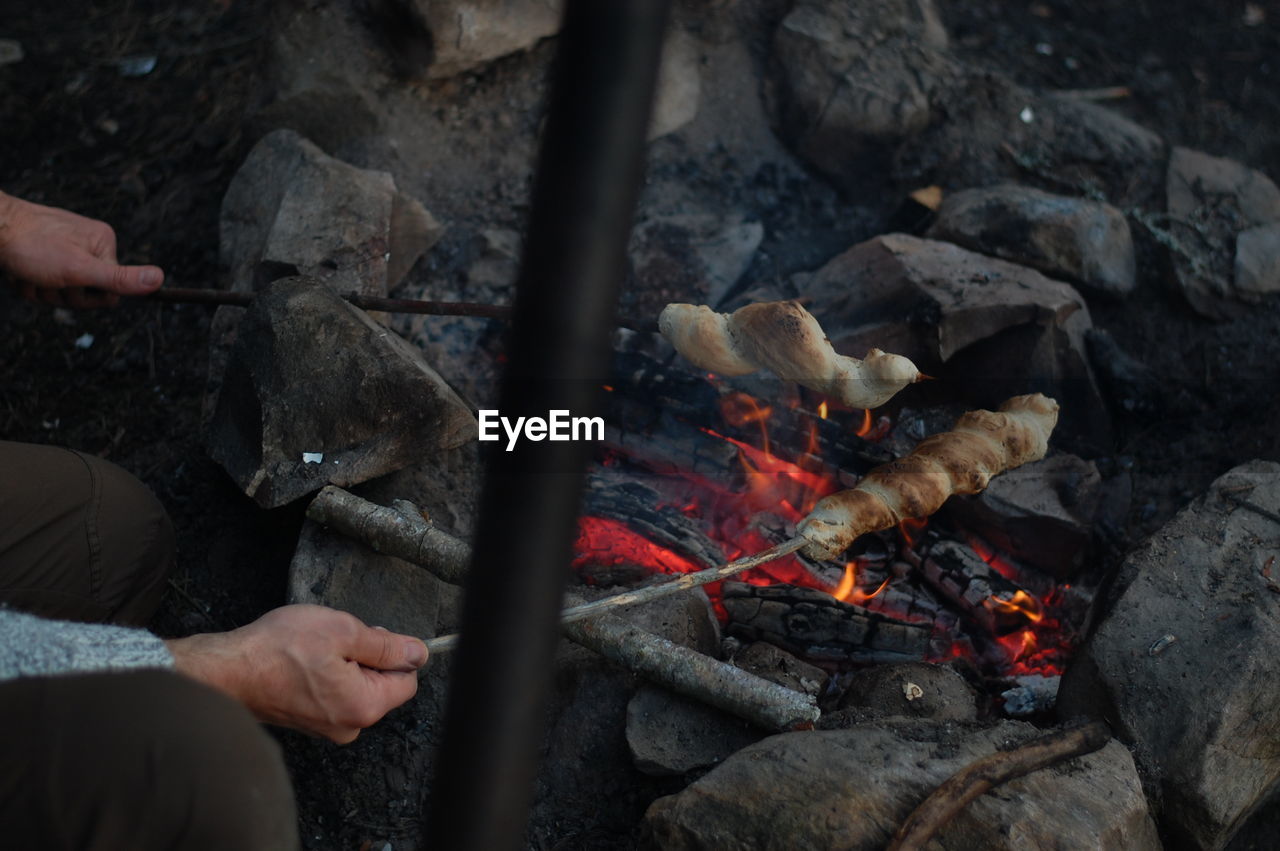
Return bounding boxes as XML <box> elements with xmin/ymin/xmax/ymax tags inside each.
<box><xmin>625</xmin><ymin>683</ymin><xmax>762</xmax><ymax>776</ymax></box>
<box><xmin>927</xmin><ymin>184</ymin><xmax>1136</xmax><ymax>298</ymax></box>
<box><xmin>627</xmin><ymin>213</ymin><xmax>763</xmax><ymax>317</ymax></box>
<box><xmin>1058</xmin><ymin>460</ymin><xmax>1280</xmax><ymax>849</ymax></box>
<box><xmin>288</xmin><ymin>518</ymin><xmax>447</xmax><ymax>639</ymax></box>
<box><xmin>836</xmin><ymin>661</ymin><xmax>978</xmax><ymax>722</ymax></box>
<box><xmin>643</xmin><ymin>720</ymin><xmax>1160</xmax><ymax>850</ymax></box>
<box><xmin>896</xmin><ymin>77</ymin><xmax>1165</xmax><ymax>209</ymax></box>
<box><xmin>1167</xmin><ymin>147</ymin><xmax>1280</xmax><ymax>226</ymax></box>
<box><xmin>649</xmin><ymin>28</ymin><xmax>701</xmax><ymax>141</ymax></box>
<box><xmin>770</xmin><ymin>0</ymin><xmax>957</xmax><ymax>189</ymax></box>
<box><xmin>209</xmin><ymin>129</ymin><xmax>442</xmax><ymax>421</ymax></box>
<box><xmin>1164</xmin><ymin>147</ymin><xmax>1280</xmax><ymax>317</ymax></box>
<box><xmin>407</xmin><ymin>0</ymin><xmax>562</xmax><ymax>80</ymax></box>
<box><xmin>944</xmin><ymin>454</ymin><xmax>1101</xmax><ymax>578</ymax></box>
<box><xmin>769</xmin><ymin>1</ymin><xmax>1165</xmax><ymax>208</ymax></box>
<box><xmin>207</xmin><ymin>277</ymin><xmax>477</xmax><ymax>508</ymax></box>
<box><xmin>799</xmin><ymin>233</ymin><xmax>1110</xmax><ymax>450</ymax></box>
<box><xmin>619</xmin><ymin>589</ymin><xmax>721</xmax><ymax>656</ymax></box>
<box><xmin>1235</xmin><ymin>222</ymin><xmax>1280</xmax><ymax>297</ymax></box>
<box><xmin>730</xmin><ymin>641</ymin><xmax>828</xmax><ymax>698</ymax></box>
<box><xmin>220</xmin><ymin>128</ymin><xmax>441</xmax><ymax>299</ymax></box>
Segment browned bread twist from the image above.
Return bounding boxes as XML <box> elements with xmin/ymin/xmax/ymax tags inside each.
<box><xmin>797</xmin><ymin>394</ymin><xmax>1060</xmax><ymax>559</ymax></box>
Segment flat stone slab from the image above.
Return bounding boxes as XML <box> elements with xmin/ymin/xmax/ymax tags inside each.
<box><xmin>643</xmin><ymin>719</ymin><xmax>1159</xmax><ymax>849</ymax></box>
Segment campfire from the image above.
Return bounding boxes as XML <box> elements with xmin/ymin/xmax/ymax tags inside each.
<box><xmin>573</xmin><ymin>332</ymin><xmax>1078</xmax><ymax>699</ymax></box>
<box><xmin>172</xmin><ymin>0</ymin><xmax>1280</xmax><ymax>847</ymax></box>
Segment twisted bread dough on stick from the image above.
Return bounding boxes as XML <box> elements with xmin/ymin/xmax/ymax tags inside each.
<box><xmin>659</xmin><ymin>301</ymin><xmax>922</xmax><ymax>409</ymax></box>
<box><xmin>797</xmin><ymin>394</ymin><xmax>1059</xmax><ymax>560</ymax></box>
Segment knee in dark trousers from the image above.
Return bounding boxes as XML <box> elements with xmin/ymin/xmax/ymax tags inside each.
<box><xmin>0</xmin><ymin>441</ymin><xmax>175</xmax><ymax>624</ymax></box>
<box><xmin>0</xmin><ymin>669</ymin><xmax>299</xmax><ymax>850</ymax></box>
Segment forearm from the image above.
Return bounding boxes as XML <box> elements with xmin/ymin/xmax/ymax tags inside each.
<box><xmin>0</xmin><ymin>608</ymin><xmax>174</xmax><ymax>681</ymax></box>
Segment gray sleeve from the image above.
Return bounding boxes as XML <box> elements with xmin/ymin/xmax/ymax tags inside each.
<box><xmin>0</xmin><ymin>608</ymin><xmax>175</xmax><ymax>681</ymax></box>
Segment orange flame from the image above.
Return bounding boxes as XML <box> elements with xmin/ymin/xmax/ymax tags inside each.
<box><xmin>986</xmin><ymin>589</ymin><xmax>1044</xmax><ymax>624</ymax></box>
<box><xmin>854</xmin><ymin>408</ymin><xmax>873</xmax><ymax>437</ymax></box>
<box><xmin>999</xmin><ymin>628</ymin><xmax>1039</xmax><ymax>663</ymax></box>
<box><xmin>832</xmin><ymin>563</ymin><xmax>856</xmax><ymax>600</ymax></box>
<box><xmin>817</xmin><ymin>401</ymin><xmax>829</xmax><ymax>419</ymax></box>
<box><xmin>830</xmin><ymin>561</ymin><xmax>891</xmax><ymax>605</ymax></box>
<box><xmin>719</xmin><ymin>392</ymin><xmax>774</xmax><ymax>454</ymax></box>
<box><xmin>898</xmin><ymin>517</ymin><xmax>928</xmax><ymax>549</ymax></box>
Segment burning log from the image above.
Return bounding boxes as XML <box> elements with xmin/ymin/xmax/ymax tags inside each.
<box><xmin>306</xmin><ymin>485</ymin><xmax>470</xmax><ymax>584</ymax></box>
<box><xmin>915</xmin><ymin>539</ymin><xmax>1043</xmax><ymax>636</ymax></box>
<box><xmin>886</xmin><ymin>720</ymin><xmax>1111</xmax><ymax>851</ymax></box>
<box><xmin>658</xmin><ymin>300</ymin><xmax>923</xmax><ymax>409</ymax></box>
<box><xmin>798</xmin><ymin>394</ymin><xmax>1059</xmax><ymax>560</ymax></box>
<box><xmin>582</xmin><ymin>474</ymin><xmax>726</xmax><ymax>569</ymax></box>
<box><xmin>564</xmin><ymin>612</ymin><xmax>819</xmax><ymax>731</ymax></box>
<box><xmin>721</xmin><ymin>582</ymin><xmax>933</xmax><ymax>665</ymax></box>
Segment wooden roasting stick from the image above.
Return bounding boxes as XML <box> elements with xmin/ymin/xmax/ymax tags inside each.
<box><xmin>139</xmin><ymin>288</ymin><xmax>658</xmax><ymax>332</ymax></box>
<box><xmin>886</xmin><ymin>720</ymin><xmax>1111</xmax><ymax>851</ymax></box>
<box><xmin>424</xmin><ymin>536</ymin><xmax>808</xmax><ymax>653</ymax></box>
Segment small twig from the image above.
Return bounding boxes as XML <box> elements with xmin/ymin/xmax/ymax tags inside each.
<box><xmin>1220</xmin><ymin>490</ymin><xmax>1280</xmax><ymax>526</ymax></box>
<box><xmin>886</xmin><ymin>720</ymin><xmax>1111</xmax><ymax>851</ymax></box>
<box><xmin>141</xmin><ymin>287</ymin><xmax>514</xmax><ymax>320</ymax></box>
<box><xmin>425</xmin><ymin>537</ymin><xmax>807</xmax><ymax>654</ymax></box>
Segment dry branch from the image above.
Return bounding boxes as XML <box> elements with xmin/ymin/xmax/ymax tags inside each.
<box><xmin>425</xmin><ymin>537</ymin><xmax>806</xmax><ymax>654</ymax></box>
<box><xmin>886</xmin><ymin>720</ymin><xmax>1111</xmax><ymax>851</ymax></box>
<box><xmin>306</xmin><ymin>485</ymin><xmax>470</xmax><ymax>584</ymax></box>
<box><xmin>563</xmin><ymin>611</ymin><xmax>819</xmax><ymax>731</ymax></box>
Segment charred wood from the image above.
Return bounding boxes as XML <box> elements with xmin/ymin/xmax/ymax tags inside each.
<box><xmin>916</xmin><ymin>539</ymin><xmax>1042</xmax><ymax>635</ymax></box>
<box><xmin>582</xmin><ymin>473</ymin><xmax>725</xmax><ymax>569</ymax></box>
<box><xmin>722</xmin><ymin>582</ymin><xmax>932</xmax><ymax>665</ymax></box>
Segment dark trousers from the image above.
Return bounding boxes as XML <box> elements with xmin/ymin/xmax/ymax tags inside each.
<box><xmin>0</xmin><ymin>441</ymin><xmax>299</xmax><ymax>850</ymax></box>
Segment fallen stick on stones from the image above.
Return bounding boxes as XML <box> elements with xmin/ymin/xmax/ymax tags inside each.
<box><xmin>563</xmin><ymin>612</ymin><xmax>818</xmax><ymax>731</ymax></box>
<box><xmin>306</xmin><ymin>485</ymin><xmax>471</xmax><ymax>584</ymax></box>
<box><xmin>886</xmin><ymin>720</ymin><xmax>1111</xmax><ymax>851</ymax></box>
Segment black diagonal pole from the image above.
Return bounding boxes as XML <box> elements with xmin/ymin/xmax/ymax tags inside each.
<box><xmin>425</xmin><ymin>2</ymin><xmax>670</xmax><ymax>849</ymax></box>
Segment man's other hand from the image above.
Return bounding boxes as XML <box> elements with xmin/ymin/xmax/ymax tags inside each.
<box><xmin>166</xmin><ymin>605</ymin><xmax>430</xmax><ymax>744</ymax></box>
<box><xmin>0</xmin><ymin>191</ymin><xmax>164</xmax><ymax>308</ymax></box>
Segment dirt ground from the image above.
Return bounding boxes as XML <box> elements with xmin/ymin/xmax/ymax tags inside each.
<box><xmin>2</xmin><ymin>1</ymin><xmax>1279</xmax><ymax>848</ymax></box>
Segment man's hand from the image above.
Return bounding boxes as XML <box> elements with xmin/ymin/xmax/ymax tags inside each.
<box><xmin>166</xmin><ymin>605</ymin><xmax>429</xmax><ymax>744</ymax></box>
<box><xmin>0</xmin><ymin>190</ymin><xmax>164</xmax><ymax>308</ymax></box>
